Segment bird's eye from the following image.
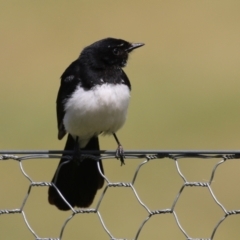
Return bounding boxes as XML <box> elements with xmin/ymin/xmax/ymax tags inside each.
<box><xmin>112</xmin><ymin>48</ymin><xmax>120</xmax><ymax>55</ymax></box>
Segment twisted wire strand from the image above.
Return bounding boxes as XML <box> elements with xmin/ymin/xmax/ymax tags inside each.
<box><xmin>0</xmin><ymin>150</ymin><xmax>240</xmax><ymax>239</ymax></box>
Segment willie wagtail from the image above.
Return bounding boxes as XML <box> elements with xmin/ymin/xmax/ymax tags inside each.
<box><xmin>48</xmin><ymin>38</ymin><xmax>144</xmax><ymax>210</ymax></box>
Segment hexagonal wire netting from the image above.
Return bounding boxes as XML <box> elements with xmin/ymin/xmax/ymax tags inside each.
<box><xmin>0</xmin><ymin>150</ymin><xmax>240</xmax><ymax>240</ymax></box>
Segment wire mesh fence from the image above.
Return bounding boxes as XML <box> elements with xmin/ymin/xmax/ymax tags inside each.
<box><xmin>0</xmin><ymin>150</ymin><xmax>240</xmax><ymax>240</ymax></box>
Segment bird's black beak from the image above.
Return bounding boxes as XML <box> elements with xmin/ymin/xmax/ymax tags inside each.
<box><xmin>126</xmin><ymin>43</ymin><xmax>145</xmax><ymax>53</ymax></box>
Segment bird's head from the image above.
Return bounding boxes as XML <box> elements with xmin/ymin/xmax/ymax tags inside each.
<box><xmin>80</xmin><ymin>38</ymin><xmax>144</xmax><ymax>69</ymax></box>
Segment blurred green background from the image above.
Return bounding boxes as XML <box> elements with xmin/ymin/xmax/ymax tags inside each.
<box><xmin>1</xmin><ymin>0</ymin><xmax>240</xmax><ymax>239</ymax></box>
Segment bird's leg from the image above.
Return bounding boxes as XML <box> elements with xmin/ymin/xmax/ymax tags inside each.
<box><xmin>73</xmin><ymin>136</ymin><xmax>81</xmax><ymax>164</ymax></box>
<box><xmin>113</xmin><ymin>133</ymin><xmax>125</xmax><ymax>165</ymax></box>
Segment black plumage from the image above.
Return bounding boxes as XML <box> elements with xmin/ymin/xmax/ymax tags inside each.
<box><xmin>48</xmin><ymin>38</ymin><xmax>144</xmax><ymax>210</ymax></box>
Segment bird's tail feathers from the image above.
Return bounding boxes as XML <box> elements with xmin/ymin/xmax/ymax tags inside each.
<box><xmin>48</xmin><ymin>134</ymin><xmax>104</xmax><ymax>210</ymax></box>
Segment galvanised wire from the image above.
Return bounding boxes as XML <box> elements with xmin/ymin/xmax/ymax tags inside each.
<box><xmin>1</xmin><ymin>150</ymin><xmax>240</xmax><ymax>240</ymax></box>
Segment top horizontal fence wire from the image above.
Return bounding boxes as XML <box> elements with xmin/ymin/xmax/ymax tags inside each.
<box><xmin>1</xmin><ymin>150</ymin><xmax>240</xmax><ymax>240</ymax></box>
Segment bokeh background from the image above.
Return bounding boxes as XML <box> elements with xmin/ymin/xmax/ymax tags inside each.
<box><xmin>1</xmin><ymin>1</ymin><xmax>240</xmax><ymax>239</ymax></box>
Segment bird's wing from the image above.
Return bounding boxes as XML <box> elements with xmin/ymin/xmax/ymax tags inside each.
<box><xmin>57</xmin><ymin>60</ymin><xmax>81</xmax><ymax>140</ymax></box>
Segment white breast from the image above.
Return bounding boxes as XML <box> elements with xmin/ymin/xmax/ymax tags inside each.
<box><xmin>63</xmin><ymin>83</ymin><xmax>130</xmax><ymax>147</ymax></box>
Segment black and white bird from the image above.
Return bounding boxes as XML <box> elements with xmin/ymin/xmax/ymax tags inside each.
<box><xmin>48</xmin><ymin>38</ymin><xmax>144</xmax><ymax>210</ymax></box>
